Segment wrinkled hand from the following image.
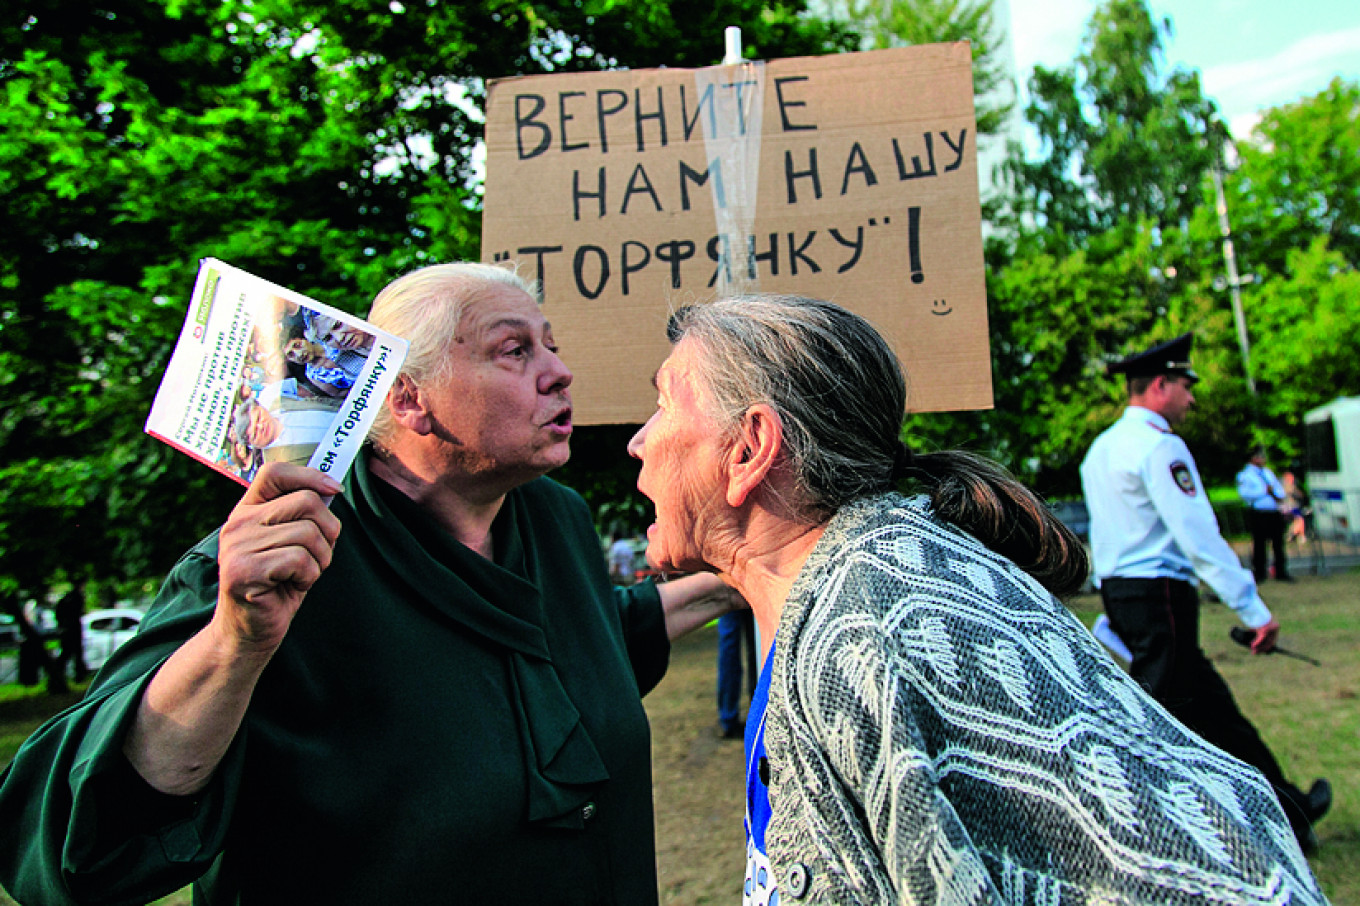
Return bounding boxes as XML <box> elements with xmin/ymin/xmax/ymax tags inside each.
<box><xmin>1251</xmin><ymin>619</ymin><xmax>1281</xmax><ymax>654</ymax></box>
<box><xmin>703</xmin><ymin>579</ymin><xmax>748</xmax><ymax>615</ymax></box>
<box><xmin>656</xmin><ymin>571</ymin><xmax>750</xmax><ymax>641</ymax></box>
<box><xmin>212</xmin><ymin>463</ymin><xmax>343</xmax><ymax>656</ymax></box>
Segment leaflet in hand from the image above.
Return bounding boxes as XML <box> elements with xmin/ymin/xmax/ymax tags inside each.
<box><xmin>145</xmin><ymin>258</ymin><xmax>409</xmax><ymax>487</ymax></box>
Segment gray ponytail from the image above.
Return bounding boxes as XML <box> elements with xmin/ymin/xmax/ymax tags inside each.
<box><xmin>905</xmin><ymin>450</ymin><xmax>1090</xmax><ymax>598</ymax></box>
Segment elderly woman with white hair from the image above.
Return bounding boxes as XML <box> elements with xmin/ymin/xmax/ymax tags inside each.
<box><xmin>628</xmin><ymin>295</ymin><xmax>1327</xmax><ymax>905</ymax></box>
<box><xmin>0</xmin><ymin>262</ymin><xmax>736</xmax><ymax>905</ymax></box>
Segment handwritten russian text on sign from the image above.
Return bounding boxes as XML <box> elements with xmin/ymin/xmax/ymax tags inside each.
<box><xmin>482</xmin><ymin>44</ymin><xmax>991</xmax><ymax>424</ymax></box>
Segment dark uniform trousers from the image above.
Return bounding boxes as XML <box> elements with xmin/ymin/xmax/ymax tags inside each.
<box><xmin>1247</xmin><ymin>508</ymin><xmax>1289</xmax><ymax>580</ymax></box>
<box><xmin>1100</xmin><ymin>577</ymin><xmax>1313</xmax><ymax>836</ymax></box>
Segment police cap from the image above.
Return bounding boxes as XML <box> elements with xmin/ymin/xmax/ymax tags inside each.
<box><xmin>1108</xmin><ymin>332</ymin><xmax>1199</xmax><ymax>383</ymax></box>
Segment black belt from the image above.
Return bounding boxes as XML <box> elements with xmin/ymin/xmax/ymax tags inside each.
<box><xmin>1101</xmin><ymin>576</ymin><xmax>1194</xmax><ymax>593</ymax></box>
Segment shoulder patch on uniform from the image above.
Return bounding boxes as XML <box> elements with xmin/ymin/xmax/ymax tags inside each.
<box><xmin>1170</xmin><ymin>460</ymin><xmax>1197</xmax><ymax>496</ymax></box>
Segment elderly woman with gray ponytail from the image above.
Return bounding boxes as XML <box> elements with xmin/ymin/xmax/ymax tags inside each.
<box><xmin>628</xmin><ymin>295</ymin><xmax>1326</xmax><ymax>905</ymax></box>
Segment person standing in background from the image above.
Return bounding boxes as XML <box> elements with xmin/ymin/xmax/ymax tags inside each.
<box><xmin>55</xmin><ymin>589</ymin><xmax>88</xmax><ymax>683</ymax></box>
<box><xmin>715</xmin><ymin>609</ymin><xmax>756</xmax><ymax>739</ymax></box>
<box><xmin>1081</xmin><ymin>332</ymin><xmax>1329</xmax><ymax>853</ymax></box>
<box><xmin>1237</xmin><ymin>448</ymin><xmax>1293</xmax><ymax>582</ymax></box>
<box><xmin>608</xmin><ymin>534</ymin><xmax>637</xmax><ymax>584</ymax></box>
<box><xmin>1280</xmin><ymin>468</ymin><xmax>1311</xmax><ymax>546</ymax></box>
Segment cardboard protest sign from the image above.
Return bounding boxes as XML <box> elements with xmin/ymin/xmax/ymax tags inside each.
<box><xmin>482</xmin><ymin>43</ymin><xmax>992</xmax><ymax>424</ymax></box>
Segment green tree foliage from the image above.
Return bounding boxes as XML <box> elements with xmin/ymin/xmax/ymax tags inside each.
<box><xmin>1173</xmin><ymin>79</ymin><xmax>1360</xmax><ymax>465</ymax></box>
<box><xmin>1229</xmin><ymin>78</ymin><xmax>1360</xmax><ymax>276</ymax></box>
<box><xmin>959</xmin><ymin>0</ymin><xmax>1358</xmax><ymax>494</ymax></box>
<box><xmin>1</xmin><ymin>1</ymin><xmax>258</xmax><ymax>602</ymax></box>
<box><xmin>1001</xmin><ymin>0</ymin><xmax>1217</xmax><ymax>245</ymax></box>
<box><xmin>4</xmin><ymin>0</ymin><xmax>1354</xmax><ymax>600</ymax></box>
<box><xmin>929</xmin><ymin>0</ymin><xmax>1221</xmax><ymax>494</ymax></box>
<box><xmin>0</xmin><ymin>0</ymin><xmax>855</xmax><ymax>602</ymax></box>
<box><xmin>1245</xmin><ymin>240</ymin><xmax>1360</xmax><ymax>458</ymax></box>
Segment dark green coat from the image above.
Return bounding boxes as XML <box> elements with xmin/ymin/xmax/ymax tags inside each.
<box><xmin>0</xmin><ymin>457</ymin><xmax>670</xmax><ymax>905</ymax></box>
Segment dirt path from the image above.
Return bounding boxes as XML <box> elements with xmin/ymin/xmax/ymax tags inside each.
<box><xmin>646</xmin><ymin>622</ymin><xmax>748</xmax><ymax>905</ymax></box>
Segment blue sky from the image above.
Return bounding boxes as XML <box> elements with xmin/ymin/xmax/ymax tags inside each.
<box><xmin>1005</xmin><ymin>0</ymin><xmax>1360</xmax><ymax>140</ymax></box>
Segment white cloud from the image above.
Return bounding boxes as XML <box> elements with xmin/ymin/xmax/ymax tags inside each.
<box><xmin>1007</xmin><ymin>0</ymin><xmax>1092</xmax><ymax>75</ymax></box>
<box><xmin>1203</xmin><ymin>24</ymin><xmax>1360</xmax><ymax>136</ymax></box>
<box><xmin>980</xmin><ymin>0</ymin><xmax>1360</xmax><ymax>155</ymax></box>
<box><xmin>1228</xmin><ymin>111</ymin><xmax>1263</xmax><ymax>143</ymax></box>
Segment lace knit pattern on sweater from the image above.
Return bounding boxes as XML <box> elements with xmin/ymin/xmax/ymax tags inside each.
<box><xmin>761</xmin><ymin>492</ymin><xmax>1327</xmax><ymax>905</ymax></box>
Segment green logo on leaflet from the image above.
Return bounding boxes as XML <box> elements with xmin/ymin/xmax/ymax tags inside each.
<box><xmin>191</xmin><ymin>269</ymin><xmax>220</xmax><ymax>340</ymax></box>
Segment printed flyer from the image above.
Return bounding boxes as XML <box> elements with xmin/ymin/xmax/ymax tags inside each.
<box><xmin>145</xmin><ymin>258</ymin><xmax>408</xmax><ymax>486</ymax></box>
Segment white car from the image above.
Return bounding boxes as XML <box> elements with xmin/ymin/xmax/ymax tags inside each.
<box><xmin>0</xmin><ymin>614</ymin><xmax>18</xmax><ymax>650</ymax></box>
<box><xmin>81</xmin><ymin>608</ymin><xmax>145</xmax><ymax>671</ymax></box>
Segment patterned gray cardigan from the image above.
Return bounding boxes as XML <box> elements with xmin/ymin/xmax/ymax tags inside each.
<box><xmin>761</xmin><ymin>492</ymin><xmax>1326</xmax><ymax>904</ymax></box>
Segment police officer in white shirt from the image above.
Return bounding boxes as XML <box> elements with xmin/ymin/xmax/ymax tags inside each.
<box><xmin>1080</xmin><ymin>332</ymin><xmax>1330</xmax><ymax>853</ymax></box>
<box><xmin>1237</xmin><ymin>448</ymin><xmax>1293</xmax><ymax>582</ymax></box>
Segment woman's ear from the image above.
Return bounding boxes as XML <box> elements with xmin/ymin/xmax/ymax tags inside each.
<box><xmin>386</xmin><ymin>375</ymin><xmax>432</xmax><ymax>435</ymax></box>
<box><xmin>726</xmin><ymin>404</ymin><xmax>783</xmax><ymax>507</ymax></box>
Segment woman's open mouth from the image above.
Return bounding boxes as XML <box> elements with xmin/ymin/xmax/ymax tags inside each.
<box><xmin>545</xmin><ymin>408</ymin><xmax>573</xmax><ymax>434</ymax></box>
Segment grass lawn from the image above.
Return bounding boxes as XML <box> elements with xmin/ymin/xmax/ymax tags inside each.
<box><xmin>1066</xmin><ymin>571</ymin><xmax>1360</xmax><ymax>902</ymax></box>
<box><xmin>2</xmin><ymin>569</ymin><xmax>1356</xmax><ymax>904</ymax></box>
